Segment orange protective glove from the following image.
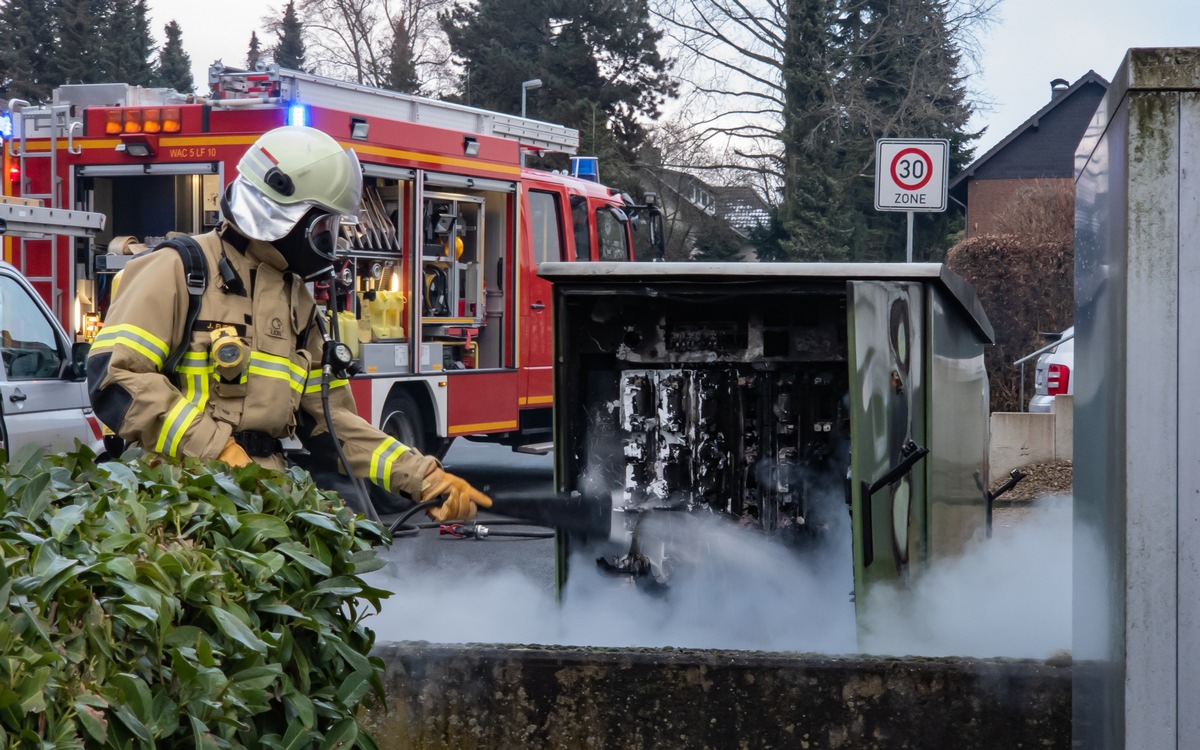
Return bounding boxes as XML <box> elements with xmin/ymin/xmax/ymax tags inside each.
<box><xmin>218</xmin><ymin>437</ymin><xmax>252</xmax><ymax>468</ymax></box>
<box><xmin>422</xmin><ymin>465</ymin><xmax>492</xmax><ymax>521</ymax></box>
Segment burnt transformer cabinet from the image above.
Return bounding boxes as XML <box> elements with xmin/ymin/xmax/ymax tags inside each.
<box><xmin>543</xmin><ymin>262</ymin><xmax>995</xmax><ymax>607</ymax></box>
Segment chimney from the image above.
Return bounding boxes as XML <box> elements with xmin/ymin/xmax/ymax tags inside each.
<box><xmin>640</xmin><ymin>145</ymin><xmax>663</xmax><ymax>167</ymax></box>
<box><xmin>1050</xmin><ymin>78</ymin><xmax>1071</xmax><ymax>100</ymax></box>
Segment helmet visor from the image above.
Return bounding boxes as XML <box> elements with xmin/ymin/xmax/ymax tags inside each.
<box><xmin>306</xmin><ymin>212</ymin><xmax>342</xmax><ymax>261</ymax></box>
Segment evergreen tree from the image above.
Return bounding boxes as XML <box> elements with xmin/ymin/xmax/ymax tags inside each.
<box><xmin>835</xmin><ymin>0</ymin><xmax>975</xmax><ymax>261</ymax></box>
<box><xmin>656</xmin><ymin>0</ymin><xmax>987</xmax><ymax>262</ymax></box>
<box><xmin>274</xmin><ymin>1</ymin><xmax>307</xmax><ymax>71</ymax></box>
<box><xmin>106</xmin><ymin>0</ymin><xmax>155</xmax><ymax>86</ymax></box>
<box><xmin>53</xmin><ymin>0</ymin><xmax>108</xmax><ymax>84</ymax></box>
<box><xmin>750</xmin><ymin>209</ymin><xmax>791</xmax><ymax>262</ymax></box>
<box><xmin>443</xmin><ymin>0</ymin><xmax>674</xmax><ymax>189</ymax></box>
<box><xmin>154</xmin><ymin>20</ymin><xmax>194</xmax><ymax>92</ymax></box>
<box><xmin>777</xmin><ymin>0</ymin><xmax>850</xmax><ymax>260</ymax></box>
<box><xmin>247</xmin><ymin>31</ymin><xmax>262</xmax><ymax>71</ymax></box>
<box><xmin>385</xmin><ymin>17</ymin><xmax>419</xmax><ymax>92</ymax></box>
<box><xmin>0</xmin><ymin>0</ymin><xmax>56</xmax><ymax>102</ymax></box>
<box><xmin>691</xmin><ymin>215</ymin><xmax>744</xmax><ymax>261</ymax></box>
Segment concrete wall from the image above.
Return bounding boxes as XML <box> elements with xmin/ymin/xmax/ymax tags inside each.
<box><xmin>990</xmin><ymin>395</ymin><xmax>1073</xmax><ymax>477</ymax></box>
<box><xmin>363</xmin><ymin>644</ymin><xmax>1071</xmax><ymax>750</ymax></box>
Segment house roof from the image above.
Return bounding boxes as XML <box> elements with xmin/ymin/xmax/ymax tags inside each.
<box><xmin>640</xmin><ymin>165</ymin><xmax>770</xmax><ymax>235</ymax></box>
<box><xmin>712</xmin><ymin>185</ymin><xmax>771</xmax><ymax>234</ymax></box>
<box><xmin>950</xmin><ymin>70</ymin><xmax>1110</xmax><ymax>196</ymax></box>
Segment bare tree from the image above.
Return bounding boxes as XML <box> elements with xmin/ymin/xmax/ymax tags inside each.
<box><xmin>652</xmin><ymin>0</ymin><xmax>998</xmax><ymax>196</ymax></box>
<box><xmin>265</xmin><ymin>0</ymin><xmax>455</xmax><ymax>94</ymax></box>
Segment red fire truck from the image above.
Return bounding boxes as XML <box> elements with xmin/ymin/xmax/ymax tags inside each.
<box><xmin>2</xmin><ymin>64</ymin><xmax>661</xmax><ymax>456</ymax></box>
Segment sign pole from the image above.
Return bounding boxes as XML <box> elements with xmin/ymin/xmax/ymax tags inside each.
<box><xmin>874</xmin><ymin>138</ymin><xmax>949</xmax><ymax>262</ymax></box>
<box><xmin>906</xmin><ymin>211</ymin><xmax>914</xmax><ymax>262</ymax></box>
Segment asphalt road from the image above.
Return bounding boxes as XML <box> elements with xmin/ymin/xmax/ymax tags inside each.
<box><xmin>382</xmin><ymin>438</ymin><xmax>557</xmax><ymax>586</ymax></box>
<box><xmin>365</xmin><ymin>439</ymin><xmax>562</xmax><ymax>644</ymax></box>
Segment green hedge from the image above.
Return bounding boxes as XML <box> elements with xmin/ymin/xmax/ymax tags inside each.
<box><xmin>0</xmin><ymin>447</ymin><xmax>390</xmax><ymax>749</ymax></box>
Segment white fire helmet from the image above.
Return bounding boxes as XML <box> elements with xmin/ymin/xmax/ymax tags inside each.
<box><xmin>224</xmin><ymin>125</ymin><xmax>362</xmax><ymax>243</ymax></box>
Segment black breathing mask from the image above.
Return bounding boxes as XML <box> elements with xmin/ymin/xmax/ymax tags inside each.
<box><xmin>276</xmin><ymin>209</ymin><xmax>342</xmax><ymax>280</ymax></box>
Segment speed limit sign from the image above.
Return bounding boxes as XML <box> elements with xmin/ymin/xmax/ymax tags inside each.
<box><xmin>874</xmin><ymin>139</ymin><xmax>949</xmax><ymax>212</ymax></box>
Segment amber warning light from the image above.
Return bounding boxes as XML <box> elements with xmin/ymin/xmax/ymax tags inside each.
<box><xmin>104</xmin><ymin>107</ymin><xmax>182</xmax><ymax>135</ymax></box>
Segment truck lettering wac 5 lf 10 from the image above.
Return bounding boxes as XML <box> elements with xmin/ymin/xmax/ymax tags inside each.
<box><xmin>2</xmin><ymin>64</ymin><xmax>664</xmax><ymax>463</ymax></box>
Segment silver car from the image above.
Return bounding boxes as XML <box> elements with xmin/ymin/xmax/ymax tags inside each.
<box><xmin>1029</xmin><ymin>326</ymin><xmax>1074</xmax><ymax>413</ymax></box>
<box><xmin>0</xmin><ymin>261</ymin><xmax>101</xmax><ymax>457</ymax></box>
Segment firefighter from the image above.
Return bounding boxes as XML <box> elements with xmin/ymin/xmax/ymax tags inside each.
<box><xmin>87</xmin><ymin>125</ymin><xmax>490</xmax><ymax>522</ymax></box>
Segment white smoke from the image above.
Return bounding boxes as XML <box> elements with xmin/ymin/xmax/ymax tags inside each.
<box><xmin>364</xmin><ymin>495</ymin><xmax>1073</xmax><ymax>659</ymax></box>
<box><xmin>366</xmin><ymin>509</ymin><xmax>857</xmax><ymax>653</ymax></box>
<box><xmin>858</xmin><ymin>494</ymin><xmax>1073</xmax><ymax>658</ymax></box>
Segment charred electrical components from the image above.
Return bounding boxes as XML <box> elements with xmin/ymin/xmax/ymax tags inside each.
<box><xmin>543</xmin><ymin>262</ymin><xmax>995</xmax><ymax>605</ymax></box>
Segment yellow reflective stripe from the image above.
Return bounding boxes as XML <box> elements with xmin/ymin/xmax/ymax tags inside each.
<box><xmin>90</xmin><ymin>324</ymin><xmax>170</xmax><ymax>368</ymax></box>
<box><xmin>304</xmin><ymin>369</ymin><xmax>348</xmax><ymax>394</ymax></box>
<box><xmin>177</xmin><ymin>351</ymin><xmax>213</xmax><ymax>409</ymax></box>
<box><xmin>369</xmin><ymin>438</ymin><xmax>408</xmax><ymax>492</ymax></box>
<box><xmin>154</xmin><ymin>397</ymin><xmax>201</xmax><ymax>457</ymax></box>
<box><xmin>250</xmin><ymin>351</ymin><xmax>307</xmax><ymax>380</ymax></box>
<box><xmin>178</xmin><ymin>350</ymin><xmax>209</xmax><ymax>366</ymax></box>
<box><xmin>248</xmin><ymin>352</ymin><xmax>306</xmax><ymax>393</ymax></box>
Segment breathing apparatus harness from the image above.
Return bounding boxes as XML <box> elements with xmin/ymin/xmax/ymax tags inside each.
<box><xmin>156</xmin><ymin>226</ymin><xmax>384</xmax><ymax>523</ymax></box>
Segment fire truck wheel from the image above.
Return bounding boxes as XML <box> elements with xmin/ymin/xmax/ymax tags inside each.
<box><xmin>383</xmin><ymin>391</ymin><xmax>429</xmax><ymax>455</ymax></box>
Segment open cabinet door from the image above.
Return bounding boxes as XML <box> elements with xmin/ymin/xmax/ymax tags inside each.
<box><xmin>847</xmin><ymin>280</ymin><xmax>928</xmax><ymax>609</ymax></box>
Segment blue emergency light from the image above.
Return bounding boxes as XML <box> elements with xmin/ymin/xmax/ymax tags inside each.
<box><xmin>571</xmin><ymin>156</ymin><xmax>599</xmax><ymax>183</ymax></box>
<box><xmin>287</xmin><ymin>104</ymin><xmax>310</xmax><ymax>127</ymax></box>
<box><xmin>0</xmin><ymin>112</ymin><xmax>11</xmax><ymax>140</ymax></box>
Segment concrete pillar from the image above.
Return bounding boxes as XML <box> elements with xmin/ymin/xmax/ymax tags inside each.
<box><xmin>1073</xmin><ymin>47</ymin><xmax>1200</xmax><ymax>749</ymax></box>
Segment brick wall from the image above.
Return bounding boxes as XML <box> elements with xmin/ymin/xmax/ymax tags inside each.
<box><xmin>965</xmin><ymin>177</ymin><xmax>1072</xmax><ymax>238</ymax></box>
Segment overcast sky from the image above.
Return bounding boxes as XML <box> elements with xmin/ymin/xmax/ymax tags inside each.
<box><xmin>148</xmin><ymin>0</ymin><xmax>1196</xmax><ymax>157</ymax></box>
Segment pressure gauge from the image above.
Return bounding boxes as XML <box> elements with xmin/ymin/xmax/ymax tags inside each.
<box><xmin>325</xmin><ymin>339</ymin><xmax>354</xmax><ymax>373</ymax></box>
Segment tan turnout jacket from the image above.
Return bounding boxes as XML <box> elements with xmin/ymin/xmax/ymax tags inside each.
<box><xmin>87</xmin><ymin>227</ymin><xmax>435</xmax><ymax>498</ymax></box>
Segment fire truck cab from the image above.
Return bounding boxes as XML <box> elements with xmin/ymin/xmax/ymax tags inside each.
<box><xmin>3</xmin><ymin>65</ymin><xmax>661</xmax><ymax>457</ymax></box>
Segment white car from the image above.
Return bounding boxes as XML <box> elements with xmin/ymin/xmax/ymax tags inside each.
<box><xmin>0</xmin><ymin>261</ymin><xmax>102</xmax><ymax>457</ymax></box>
<box><xmin>1029</xmin><ymin>326</ymin><xmax>1074</xmax><ymax>413</ymax></box>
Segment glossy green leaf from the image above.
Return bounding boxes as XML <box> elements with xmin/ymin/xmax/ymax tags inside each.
<box><xmin>0</xmin><ymin>447</ymin><xmax>387</xmax><ymax>747</ymax></box>
<box><xmin>334</xmin><ymin>668</ymin><xmax>375</xmax><ymax>708</ymax></box>
<box><xmin>295</xmin><ymin>512</ymin><xmax>343</xmax><ymax>534</ymax></box>
<box><xmin>48</xmin><ymin>503</ymin><xmax>86</xmax><ymax>541</ymax></box>
<box><xmin>276</xmin><ymin>542</ymin><xmax>333</xmax><ymax>577</ymax></box>
<box><xmin>74</xmin><ymin>700</ymin><xmax>109</xmax><ymax>743</ymax></box>
<box><xmin>319</xmin><ymin>718</ymin><xmax>358</xmax><ymax>750</ymax></box>
<box><xmin>238</xmin><ymin>513</ymin><xmax>294</xmax><ymax>542</ymax></box>
<box><xmin>208</xmin><ymin>606</ymin><xmax>268</xmax><ymax>655</ymax></box>
<box><xmin>311</xmin><ymin>576</ymin><xmax>363</xmax><ymax>598</ymax></box>
<box><xmin>281</xmin><ymin>719</ymin><xmax>311</xmax><ymax>750</ymax></box>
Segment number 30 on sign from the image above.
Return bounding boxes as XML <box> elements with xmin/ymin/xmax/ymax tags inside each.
<box><xmin>874</xmin><ymin>138</ymin><xmax>948</xmax><ymax>213</ymax></box>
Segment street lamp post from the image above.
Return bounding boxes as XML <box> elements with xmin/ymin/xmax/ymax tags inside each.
<box><xmin>521</xmin><ymin>78</ymin><xmax>543</xmax><ymax>119</ymax></box>
<box><xmin>520</xmin><ymin>79</ymin><xmax>543</xmax><ymax>166</ymax></box>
